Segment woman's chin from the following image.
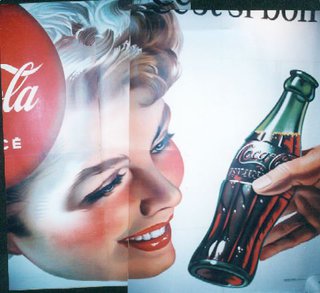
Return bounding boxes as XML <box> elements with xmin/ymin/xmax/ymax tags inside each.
<box><xmin>128</xmin><ymin>244</ymin><xmax>176</xmax><ymax>279</ymax></box>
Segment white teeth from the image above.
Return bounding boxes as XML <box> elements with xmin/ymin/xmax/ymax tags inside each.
<box><xmin>130</xmin><ymin>226</ymin><xmax>166</xmax><ymax>242</ymax></box>
<box><xmin>150</xmin><ymin>229</ymin><xmax>161</xmax><ymax>238</ymax></box>
<box><xmin>142</xmin><ymin>234</ymin><xmax>151</xmax><ymax>241</ymax></box>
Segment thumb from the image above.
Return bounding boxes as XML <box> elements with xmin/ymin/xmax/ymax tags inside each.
<box><xmin>252</xmin><ymin>146</ymin><xmax>320</xmax><ymax>195</ymax></box>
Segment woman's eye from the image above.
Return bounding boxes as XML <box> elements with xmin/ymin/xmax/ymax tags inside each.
<box><xmin>151</xmin><ymin>133</ymin><xmax>174</xmax><ymax>154</ymax></box>
<box><xmin>80</xmin><ymin>173</ymin><xmax>125</xmax><ymax>206</ymax></box>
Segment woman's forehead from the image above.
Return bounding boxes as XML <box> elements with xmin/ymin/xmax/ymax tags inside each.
<box><xmin>48</xmin><ymin>96</ymin><xmax>165</xmax><ymax>157</ymax></box>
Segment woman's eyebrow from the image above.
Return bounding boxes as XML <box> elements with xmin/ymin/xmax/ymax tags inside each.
<box><xmin>72</xmin><ymin>156</ymin><xmax>129</xmax><ymax>187</ymax></box>
<box><xmin>66</xmin><ymin>156</ymin><xmax>129</xmax><ymax>209</ymax></box>
<box><xmin>152</xmin><ymin>104</ymin><xmax>171</xmax><ymax>144</ymax></box>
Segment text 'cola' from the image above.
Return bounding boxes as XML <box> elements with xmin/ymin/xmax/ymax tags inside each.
<box><xmin>188</xmin><ymin>70</ymin><xmax>318</xmax><ymax>287</ymax></box>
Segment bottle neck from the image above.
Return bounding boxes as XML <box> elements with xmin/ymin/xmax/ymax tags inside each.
<box><xmin>255</xmin><ymin>91</ymin><xmax>309</xmax><ymax>136</ymax></box>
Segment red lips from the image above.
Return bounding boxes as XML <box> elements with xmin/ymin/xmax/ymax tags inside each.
<box><xmin>119</xmin><ymin>217</ymin><xmax>173</xmax><ymax>252</ymax></box>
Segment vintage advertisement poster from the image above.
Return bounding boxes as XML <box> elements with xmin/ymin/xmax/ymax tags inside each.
<box><xmin>1</xmin><ymin>1</ymin><xmax>320</xmax><ymax>292</ymax></box>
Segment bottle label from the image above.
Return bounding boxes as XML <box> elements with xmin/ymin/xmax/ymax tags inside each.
<box><xmin>227</xmin><ymin>140</ymin><xmax>296</xmax><ymax>182</ymax></box>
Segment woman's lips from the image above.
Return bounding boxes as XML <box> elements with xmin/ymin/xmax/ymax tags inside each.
<box><xmin>119</xmin><ymin>219</ymin><xmax>172</xmax><ymax>252</ymax></box>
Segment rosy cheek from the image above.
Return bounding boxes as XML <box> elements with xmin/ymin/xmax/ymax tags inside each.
<box><xmin>152</xmin><ymin>140</ymin><xmax>184</xmax><ymax>187</ymax></box>
<box><xmin>52</xmin><ymin>190</ymin><xmax>129</xmax><ymax>249</ymax></box>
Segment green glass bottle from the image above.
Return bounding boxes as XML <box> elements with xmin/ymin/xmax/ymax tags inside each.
<box><xmin>188</xmin><ymin>70</ymin><xmax>318</xmax><ymax>287</ymax></box>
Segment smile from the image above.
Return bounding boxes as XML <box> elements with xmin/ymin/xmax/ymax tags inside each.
<box><xmin>129</xmin><ymin>226</ymin><xmax>166</xmax><ymax>241</ymax></box>
<box><xmin>119</xmin><ymin>218</ymin><xmax>172</xmax><ymax>252</ymax></box>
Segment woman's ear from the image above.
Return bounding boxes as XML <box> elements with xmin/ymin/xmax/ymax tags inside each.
<box><xmin>7</xmin><ymin>233</ymin><xmax>22</xmax><ymax>255</ymax></box>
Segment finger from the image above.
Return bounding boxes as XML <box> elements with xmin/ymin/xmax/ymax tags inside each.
<box><xmin>302</xmin><ymin>148</ymin><xmax>313</xmax><ymax>156</ymax></box>
<box><xmin>282</xmin><ymin>186</ymin><xmax>320</xmax><ymax>216</ymax></box>
<box><xmin>295</xmin><ymin>195</ymin><xmax>320</xmax><ymax>233</ymax></box>
<box><xmin>281</xmin><ymin>200</ymin><xmax>297</xmax><ymax>216</ymax></box>
<box><xmin>276</xmin><ymin>186</ymin><xmax>320</xmax><ymax>232</ymax></box>
<box><xmin>294</xmin><ymin>186</ymin><xmax>320</xmax><ymax>210</ymax></box>
<box><xmin>252</xmin><ymin>146</ymin><xmax>320</xmax><ymax>195</ymax></box>
<box><xmin>263</xmin><ymin>213</ymin><xmax>306</xmax><ymax>246</ymax></box>
<box><xmin>260</xmin><ymin>224</ymin><xmax>317</xmax><ymax>260</ymax></box>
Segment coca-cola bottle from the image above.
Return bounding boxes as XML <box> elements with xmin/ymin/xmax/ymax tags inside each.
<box><xmin>188</xmin><ymin>70</ymin><xmax>318</xmax><ymax>287</ymax></box>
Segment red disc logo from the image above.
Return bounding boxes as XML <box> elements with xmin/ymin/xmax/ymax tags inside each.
<box><xmin>1</xmin><ymin>5</ymin><xmax>66</xmax><ymax>187</ymax></box>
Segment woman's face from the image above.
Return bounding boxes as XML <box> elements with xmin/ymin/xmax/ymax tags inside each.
<box><xmin>8</xmin><ymin>87</ymin><xmax>184</xmax><ymax>280</ymax></box>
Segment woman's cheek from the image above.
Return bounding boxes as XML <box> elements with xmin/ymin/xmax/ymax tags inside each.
<box><xmin>50</xmin><ymin>190</ymin><xmax>129</xmax><ymax>249</ymax></box>
<box><xmin>49</xmin><ymin>209</ymin><xmax>108</xmax><ymax>250</ymax></box>
<box><xmin>153</xmin><ymin>140</ymin><xmax>184</xmax><ymax>187</ymax></box>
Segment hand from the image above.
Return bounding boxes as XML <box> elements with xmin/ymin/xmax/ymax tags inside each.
<box><xmin>252</xmin><ymin>146</ymin><xmax>320</xmax><ymax>260</ymax></box>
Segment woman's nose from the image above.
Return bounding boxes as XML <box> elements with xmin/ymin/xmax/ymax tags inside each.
<box><xmin>131</xmin><ymin>165</ymin><xmax>182</xmax><ymax>217</ymax></box>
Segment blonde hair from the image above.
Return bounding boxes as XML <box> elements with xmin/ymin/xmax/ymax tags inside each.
<box><xmin>130</xmin><ymin>7</ymin><xmax>182</xmax><ymax>104</ymax></box>
<box><xmin>24</xmin><ymin>1</ymin><xmax>182</xmax><ymax>106</ymax></box>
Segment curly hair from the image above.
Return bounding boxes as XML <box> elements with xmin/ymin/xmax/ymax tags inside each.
<box><xmin>130</xmin><ymin>7</ymin><xmax>182</xmax><ymax>104</ymax></box>
<box><xmin>7</xmin><ymin>1</ymin><xmax>182</xmax><ymax>237</ymax></box>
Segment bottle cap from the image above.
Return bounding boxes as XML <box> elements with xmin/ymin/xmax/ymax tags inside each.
<box><xmin>284</xmin><ymin>70</ymin><xmax>318</xmax><ymax>102</ymax></box>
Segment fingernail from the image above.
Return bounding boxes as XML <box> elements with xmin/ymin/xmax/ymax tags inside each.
<box><xmin>253</xmin><ymin>175</ymin><xmax>272</xmax><ymax>191</ymax></box>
